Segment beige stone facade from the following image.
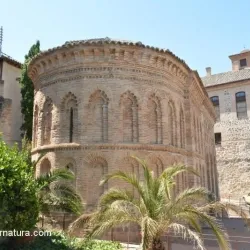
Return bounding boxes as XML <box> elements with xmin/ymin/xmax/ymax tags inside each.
<box><xmin>202</xmin><ymin>49</ymin><xmax>250</xmax><ymax>200</ymax></box>
<box><xmin>28</xmin><ymin>38</ymin><xmax>218</xmax><ymax>208</ymax></box>
<box><xmin>0</xmin><ymin>54</ymin><xmax>22</xmax><ymax>145</ymax></box>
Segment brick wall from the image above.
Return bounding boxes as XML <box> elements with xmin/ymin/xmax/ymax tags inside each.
<box><xmin>29</xmin><ymin>40</ymin><xmax>218</xmax><ymax>207</ymax></box>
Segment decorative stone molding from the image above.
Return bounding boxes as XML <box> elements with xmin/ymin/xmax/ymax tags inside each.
<box><xmin>28</xmin><ymin>38</ymin><xmax>190</xmax><ymax>84</ymax></box>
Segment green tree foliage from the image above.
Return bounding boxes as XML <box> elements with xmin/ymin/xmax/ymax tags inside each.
<box><xmin>0</xmin><ymin>139</ymin><xmax>39</xmax><ymax>231</ymax></box>
<box><xmin>20</xmin><ymin>41</ymin><xmax>40</xmax><ymax>140</ymax></box>
<box><xmin>70</xmin><ymin>157</ymin><xmax>247</xmax><ymax>250</ymax></box>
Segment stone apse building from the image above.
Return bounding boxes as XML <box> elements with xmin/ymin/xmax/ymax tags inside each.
<box><xmin>28</xmin><ymin>38</ymin><xmax>219</xmax><ymax>209</ymax></box>
<box><xmin>203</xmin><ymin>49</ymin><xmax>250</xmax><ymax>200</ymax></box>
<box><xmin>0</xmin><ymin>54</ymin><xmax>22</xmax><ymax>146</ymax></box>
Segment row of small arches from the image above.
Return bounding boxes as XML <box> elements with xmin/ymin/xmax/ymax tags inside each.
<box><xmin>39</xmin><ymin>153</ymin><xmax>217</xmax><ymax>206</ymax></box>
<box><xmin>33</xmin><ymin>90</ymin><xmax>186</xmax><ymax>148</ymax></box>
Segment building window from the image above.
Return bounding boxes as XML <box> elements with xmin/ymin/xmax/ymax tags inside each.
<box><xmin>120</xmin><ymin>91</ymin><xmax>138</xmax><ymax>143</ymax></box>
<box><xmin>33</xmin><ymin>105</ymin><xmax>39</xmax><ymax>148</ymax></box>
<box><xmin>236</xmin><ymin>92</ymin><xmax>247</xmax><ymax>119</ymax></box>
<box><xmin>240</xmin><ymin>58</ymin><xmax>247</xmax><ymax>68</ymax></box>
<box><xmin>41</xmin><ymin>98</ymin><xmax>53</xmax><ymax>145</ymax></box>
<box><xmin>210</xmin><ymin>96</ymin><xmax>220</xmax><ymax>121</ymax></box>
<box><xmin>89</xmin><ymin>90</ymin><xmax>109</xmax><ymax>142</ymax></box>
<box><xmin>147</xmin><ymin>94</ymin><xmax>162</xmax><ymax>144</ymax></box>
<box><xmin>40</xmin><ymin>158</ymin><xmax>51</xmax><ymax>176</ymax></box>
<box><xmin>60</xmin><ymin>92</ymin><xmax>78</xmax><ymax>143</ymax></box>
<box><xmin>214</xmin><ymin>133</ymin><xmax>221</xmax><ymax>145</ymax></box>
<box><xmin>69</xmin><ymin>107</ymin><xmax>73</xmax><ymax>143</ymax></box>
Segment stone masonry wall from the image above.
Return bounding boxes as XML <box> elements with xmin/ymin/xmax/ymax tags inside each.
<box><xmin>207</xmin><ymin>83</ymin><xmax>250</xmax><ymax>199</ymax></box>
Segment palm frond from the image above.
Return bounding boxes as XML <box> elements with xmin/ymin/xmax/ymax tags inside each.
<box><xmin>199</xmin><ymin>201</ymin><xmax>249</xmax><ymax>224</ymax></box>
<box><xmin>99</xmin><ymin>188</ymin><xmax>135</xmax><ymax>208</ymax></box>
<box><xmin>68</xmin><ymin>212</ymin><xmax>96</xmax><ymax>234</ymax></box>
<box><xmin>175</xmin><ymin>187</ymin><xmax>210</xmax><ymax>205</ymax></box>
<box><xmin>131</xmin><ymin>156</ymin><xmax>154</xmax><ymax>190</ymax></box>
<box><xmin>188</xmin><ymin>209</ymin><xmax>230</xmax><ymax>250</ymax></box>
<box><xmin>169</xmin><ymin>223</ymin><xmax>205</xmax><ymax>250</ymax></box>
<box><xmin>37</xmin><ymin>168</ymin><xmax>75</xmax><ymax>190</ymax></box>
<box><xmin>159</xmin><ymin>164</ymin><xmax>194</xmax><ymax>200</ymax></box>
<box><xmin>89</xmin><ymin>209</ymin><xmax>138</xmax><ymax>238</ymax></box>
<box><xmin>100</xmin><ymin>170</ymin><xmax>145</xmax><ymax>202</ymax></box>
<box><xmin>36</xmin><ymin>168</ymin><xmax>82</xmax><ymax>215</ymax></box>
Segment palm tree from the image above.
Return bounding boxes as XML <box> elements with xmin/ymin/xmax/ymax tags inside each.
<box><xmin>70</xmin><ymin>156</ymin><xmax>247</xmax><ymax>250</ymax></box>
<box><xmin>21</xmin><ymin>138</ymin><xmax>83</xmax><ymax>216</ymax></box>
<box><xmin>36</xmin><ymin>168</ymin><xmax>83</xmax><ymax>216</ymax></box>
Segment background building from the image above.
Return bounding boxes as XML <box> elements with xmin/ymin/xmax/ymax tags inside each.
<box><xmin>202</xmin><ymin>49</ymin><xmax>250</xmax><ymax>200</ymax></box>
<box><xmin>0</xmin><ymin>53</ymin><xmax>22</xmax><ymax>146</ymax></box>
<box><xmin>28</xmin><ymin>38</ymin><xmax>219</xmax><ymax>211</ymax></box>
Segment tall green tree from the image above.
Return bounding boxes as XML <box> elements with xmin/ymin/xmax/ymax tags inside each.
<box><xmin>70</xmin><ymin>157</ymin><xmax>247</xmax><ymax>250</ymax></box>
<box><xmin>20</xmin><ymin>41</ymin><xmax>40</xmax><ymax>141</ymax></box>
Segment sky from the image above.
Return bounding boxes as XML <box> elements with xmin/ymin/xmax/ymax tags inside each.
<box><xmin>1</xmin><ymin>0</ymin><xmax>250</xmax><ymax>77</ymax></box>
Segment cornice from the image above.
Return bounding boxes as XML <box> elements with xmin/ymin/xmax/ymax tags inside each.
<box><xmin>31</xmin><ymin>143</ymin><xmax>204</xmax><ymax>160</ymax></box>
<box><xmin>28</xmin><ymin>42</ymin><xmax>190</xmax><ymax>84</ymax></box>
<box><xmin>205</xmin><ymin>78</ymin><xmax>250</xmax><ymax>91</ymax></box>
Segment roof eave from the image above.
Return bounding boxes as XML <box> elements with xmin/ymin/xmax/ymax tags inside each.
<box><xmin>204</xmin><ymin>77</ymin><xmax>250</xmax><ymax>88</ymax></box>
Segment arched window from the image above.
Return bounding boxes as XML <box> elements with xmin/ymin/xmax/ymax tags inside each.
<box><xmin>147</xmin><ymin>94</ymin><xmax>162</xmax><ymax>144</ymax></box>
<box><xmin>198</xmin><ymin>121</ymin><xmax>202</xmax><ymax>153</ymax></box>
<box><xmin>120</xmin><ymin>91</ymin><xmax>138</xmax><ymax>143</ymax></box>
<box><xmin>61</xmin><ymin>92</ymin><xmax>78</xmax><ymax>143</ymax></box>
<box><xmin>148</xmin><ymin>156</ymin><xmax>164</xmax><ymax>177</ymax></box>
<box><xmin>33</xmin><ymin>105</ymin><xmax>39</xmax><ymax>148</ymax></box>
<box><xmin>120</xmin><ymin>156</ymin><xmax>139</xmax><ymax>196</ymax></box>
<box><xmin>179</xmin><ymin>108</ymin><xmax>185</xmax><ymax>148</ymax></box>
<box><xmin>168</xmin><ymin>101</ymin><xmax>177</xmax><ymax>146</ymax></box>
<box><xmin>66</xmin><ymin>162</ymin><xmax>74</xmax><ymax>174</ymax></box>
<box><xmin>236</xmin><ymin>92</ymin><xmax>247</xmax><ymax>119</ymax></box>
<box><xmin>210</xmin><ymin>96</ymin><xmax>220</xmax><ymax>121</ymax></box>
<box><xmin>69</xmin><ymin>108</ymin><xmax>73</xmax><ymax>142</ymax></box>
<box><xmin>65</xmin><ymin>162</ymin><xmax>76</xmax><ymax>186</ymax></box>
<box><xmin>40</xmin><ymin>158</ymin><xmax>51</xmax><ymax>176</ymax></box>
<box><xmin>193</xmin><ymin>116</ymin><xmax>197</xmax><ymax>151</ymax></box>
<box><xmin>41</xmin><ymin>97</ymin><xmax>53</xmax><ymax>145</ymax></box>
<box><xmin>86</xmin><ymin>157</ymin><xmax>108</xmax><ymax>207</ymax></box>
<box><xmin>206</xmin><ymin>154</ymin><xmax>211</xmax><ymax>191</ymax></box>
<box><xmin>89</xmin><ymin>90</ymin><xmax>109</xmax><ymax>142</ymax></box>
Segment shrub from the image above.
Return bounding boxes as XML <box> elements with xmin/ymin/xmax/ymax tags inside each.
<box><xmin>0</xmin><ymin>140</ymin><xmax>39</xmax><ymax>231</ymax></box>
<box><xmin>2</xmin><ymin>231</ymin><xmax>122</xmax><ymax>250</ymax></box>
<box><xmin>77</xmin><ymin>239</ymin><xmax>122</xmax><ymax>250</ymax></box>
